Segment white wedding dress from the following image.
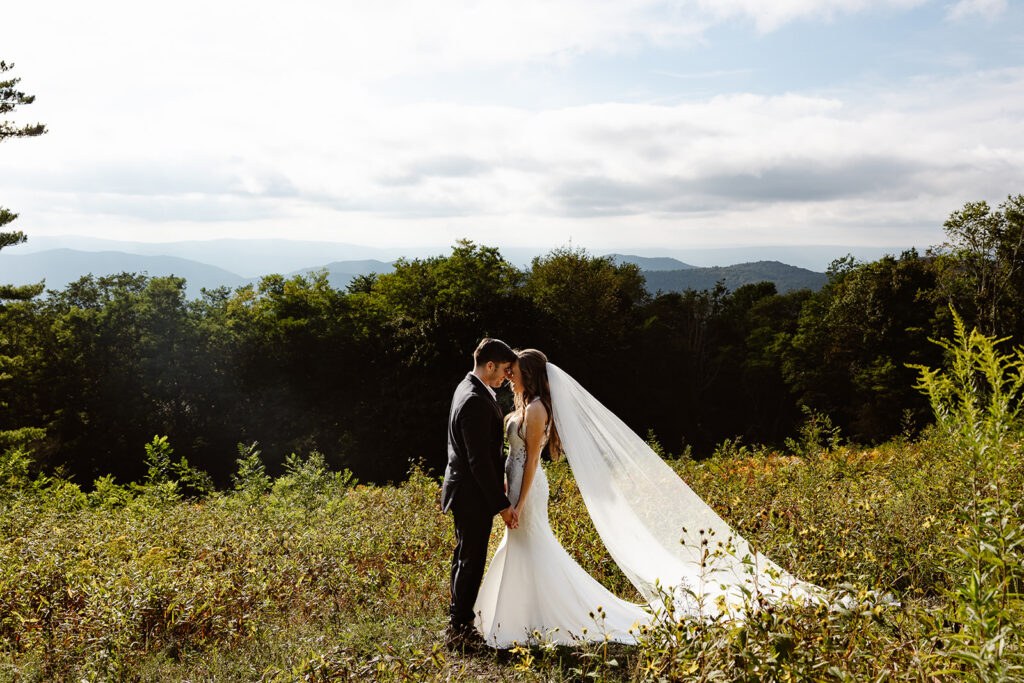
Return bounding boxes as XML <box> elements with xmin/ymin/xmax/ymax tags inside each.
<box><xmin>474</xmin><ymin>408</ymin><xmax>651</xmax><ymax>648</ymax></box>
<box><xmin>473</xmin><ymin>364</ymin><xmax>819</xmax><ymax>649</ymax></box>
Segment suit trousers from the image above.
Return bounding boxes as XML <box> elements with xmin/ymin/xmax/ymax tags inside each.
<box><xmin>448</xmin><ymin>494</ymin><xmax>494</xmax><ymax>629</ymax></box>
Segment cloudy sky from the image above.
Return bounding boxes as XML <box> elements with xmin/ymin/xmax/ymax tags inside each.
<box><xmin>2</xmin><ymin>0</ymin><xmax>1022</xmax><ymax>252</ymax></box>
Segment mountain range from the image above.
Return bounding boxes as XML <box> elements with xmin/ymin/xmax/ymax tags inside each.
<box><xmin>642</xmin><ymin>261</ymin><xmax>826</xmax><ymax>294</ymax></box>
<box><xmin>10</xmin><ymin>236</ymin><xmax>914</xmax><ymax>272</ymax></box>
<box><xmin>1</xmin><ymin>246</ymin><xmax>827</xmax><ymax>299</ymax></box>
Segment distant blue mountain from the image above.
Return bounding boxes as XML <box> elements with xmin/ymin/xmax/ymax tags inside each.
<box><xmin>288</xmin><ymin>260</ymin><xmax>396</xmax><ymax>290</ymax></box>
<box><xmin>17</xmin><ymin>235</ymin><xmax>918</xmax><ymax>273</ymax></box>
<box><xmin>0</xmin><ymin>250</ymin><xmax>399</xmax><ymax>299</ymax></box>
<box><xmin>623</xmin><ymin>245</ymin><xmax>914</xmax><ymax>271</ymax></box>
<box><xmin>17</xmin><ymin>237</ymin><xmax>410</xmax><ymax>277</ymax></box>
<box><xmin>17</xmin><ymin>236</ymin><xmax>541</xmax><ymax>273</ymax></box>
<box><xmin>642</xmin><ymin>261</ymin><xmax>826</xmax><ymax>295</ymax></box>
<box><xmin>607</xmin><ymin>254</ymin><xmax>696</xmax><ymax>271</ymax></box>
<box><xmin>2</xmin><ymin>245</ymin><xmax>831</xmax><ymax>300</ymax></box>
<box><xmin>0</xmin><ymin>249</ymin><xmax>249</xmax><ymax>298</ymax></box>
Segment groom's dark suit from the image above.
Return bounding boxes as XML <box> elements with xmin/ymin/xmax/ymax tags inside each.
<box><xmin>442</xmin><ymin>372</ymin><xmax>511</xmax><ymax>630</ymax></box>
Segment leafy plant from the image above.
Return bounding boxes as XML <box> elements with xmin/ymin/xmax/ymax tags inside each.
<box><xmin>141</xmin><ymin>435</ymin><xmax>214</xmax><ymax>502</ymax></box>
<box><xmin>785</xmin><ymin>405</ymin><xmax>843</xmax><ymax>458</ymax></box>
<box><xmin>231</xmin><ymin>441</ymin><xmax>271</xmax><ymax>504</ymax></box>
<box><xmin>909</xmin><ymin>308</ymin><xmax>1024</xmax><ymax>680</ymax></box>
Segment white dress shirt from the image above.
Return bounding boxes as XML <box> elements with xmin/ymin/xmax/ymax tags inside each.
<box><xmin>471</xmin><ymin>372</ymin><xmax>498</xmax><ymax>400</ymax></box>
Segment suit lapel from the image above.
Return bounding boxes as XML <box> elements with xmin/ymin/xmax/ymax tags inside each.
<box><xmin>467</xmin><ymin>372</ymin><xmax>502</xmax><ymax>420</ymax></box>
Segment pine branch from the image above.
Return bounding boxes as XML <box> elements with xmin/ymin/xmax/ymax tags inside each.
<box><xmin>0</xmin><ymin>121</ymin><xmax>47</xmax><ymax>140</ymax></box>
<box><xmin>0</xmin><ymin>61</ymin><xmax>47</xmax><ymax>141</ymax></box>
<box><xmin>0</xmin><ymin>282</ymin><xmax>45</xmax><ymax>302</ymax></box>
<box><xmin>0</xmin><ymin>208</ymin><xmax>21</xmax><ymax>231</ymax></box>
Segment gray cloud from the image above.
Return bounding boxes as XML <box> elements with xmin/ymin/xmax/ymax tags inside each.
<box><xmin>377</xmin><ymin>155</ymin><xmax>491</xmax><ymax>186</ymax></box>
<box><xmin>555</xmin><ymin>177</ymin><xmax>687</xmax><ymax>217</ymax></box>
<box><xmin>554</xmin><ymin>155</ymin><xmax>932</xmax><ymax>217</ymax></box>
<box><xmin>694</xmin><ymin>157</ymin><xmax>928</xmax><ymax>202</ymax></box>
<box><xmin>306</xmin><ymin>190</ymin><xmax>485</xmax><ymax>219</ymax></box>
<box><xmin>2</xmin><ymin>163</ymin><xmax>300</xmax><ymax>200</ymax></box>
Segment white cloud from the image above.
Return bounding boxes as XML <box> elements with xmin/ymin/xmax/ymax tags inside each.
<box><xmin>5</xmin><ymin>65</ymin><xmax>1022</xmax><ymax>249</ymax></box>
<box><xmin>2</xmin><ymin>0</ymin><xmax>1021</xmax><ymax>251</ymax></box>
<box><xmin>4</xmin><ymin>0</ymin><xmax>949</xmax><ymax>102</ymax></box>
<box><xmin>690</xmin><ymin>0</ymin><xmax>930</xmax><ymax>32</ymax></box>
<box><xmin>946</xmin><ymin>0</ymin><xmax>1008</xmax><ymax>20</ymax></box>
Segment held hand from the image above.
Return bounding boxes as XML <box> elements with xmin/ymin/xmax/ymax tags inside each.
<box><xmin>499</xmin><ymin>506</ymin><xmax>519</xmax><ymax>529</ymax></box>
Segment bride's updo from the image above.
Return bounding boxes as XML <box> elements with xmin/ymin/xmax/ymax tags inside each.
<box><xmin>511</xmin><ymin>349</ymin><xmax>564</xmax><ymax>461</ymax></box>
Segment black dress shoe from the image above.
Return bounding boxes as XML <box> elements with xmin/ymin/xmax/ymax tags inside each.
<box><xmin>461</xmin><ymin>628</ymin><xmax>487</xmax><ymax>651</ymax></box>
<box><xmin>443</xmin><ymin>625</ymin><xmax>486</xmax><ymax>653</ymax></box>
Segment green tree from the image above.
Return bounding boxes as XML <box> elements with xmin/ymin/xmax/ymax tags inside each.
<box><xmin>352</xmin><ymin>240</ymin><xmax>528</xmax><ymax>479</ymax></box>
<box><xmin>785</xmin><ymin>251</ymin><xmax>941</xmax><ymax>442</ymax></box>
<box><xmin>932</xmin><ymin>195</ymin><xmax>1024</xmax><ymax>337</ymax></box>
<box><xmin>223</xmin><ymin>269</ymin><xmax>361</xmax><ymax>477</ymax></box>
<box><xmin>1</xmin><ymin>61</ymin><xmax>47</xmax><ymax>302</ymax></box>
<box><xmin>729</xmin><ymin>283</ymin><xmax>812</xmax><ymax>445</ymax></box>
<box><xmin>521</xmin><ymin>247</ymin><xmax>649</xmax><ymax>436</ymax></box>
<box><xmin>635</xmin><ymin>281</ymin><xmax>806</xmax><ymax>453</ymax></box>
<box><xmin>1</xmin><ymin>61</ymin><xmax>47</xmax><ymax>459</ymax></box>
<box><xmin>523</xmin><ymin>247</ymin><xmax>647</xmax><ymax>375</ymax></box>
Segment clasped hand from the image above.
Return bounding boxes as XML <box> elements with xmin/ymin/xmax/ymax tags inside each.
<box><xmin>500</xmin><ymin>506</ymin><xmax>519</xmax><ymax>529</ymax></box>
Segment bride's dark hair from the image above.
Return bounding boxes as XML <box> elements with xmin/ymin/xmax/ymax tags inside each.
<box><xmin>509</xmin><ymin>348</ymin><xmax>564</xmax><ymax>461</ymax></box>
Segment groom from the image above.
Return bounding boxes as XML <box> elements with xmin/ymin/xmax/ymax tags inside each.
<box><xmin>441</xmin><ymin>337</ymin><xmax>519</xmax><ymax>650</ymax></box>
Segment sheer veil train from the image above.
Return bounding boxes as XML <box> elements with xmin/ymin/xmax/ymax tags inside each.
<box><xmin>546</xmin><ymin>363</ymin><xmax>819</xmax><ymax>618</ymax></box>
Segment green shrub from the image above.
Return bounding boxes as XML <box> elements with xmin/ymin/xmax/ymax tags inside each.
<box><xmin>909</xmin><ymin>309</ymin><xmax>1024</xmax><ymax>681</ymax></box>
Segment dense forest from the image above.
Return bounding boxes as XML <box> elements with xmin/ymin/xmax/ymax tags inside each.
<box><xmin>0</xmin><ymin>195</ymin><xmax>1021</xmax><ymax>487</ymax></box>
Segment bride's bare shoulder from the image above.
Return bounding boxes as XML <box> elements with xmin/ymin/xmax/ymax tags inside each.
<box><xmin>525</xmin><ymin>399</ymin><xmax>549</xmax><ymax>426</ymax></box>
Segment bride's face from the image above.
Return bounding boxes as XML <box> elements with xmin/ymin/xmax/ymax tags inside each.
<box><xmin>507</xmin><ymin>361</ymin><xmax>524</xmax><ymax>395</ymax></box>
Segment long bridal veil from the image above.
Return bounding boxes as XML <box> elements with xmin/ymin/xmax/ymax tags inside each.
<box><xmin>546</xmin><ymin>363</ymin><xmax>818</xmax><ymax>619</ymax></box>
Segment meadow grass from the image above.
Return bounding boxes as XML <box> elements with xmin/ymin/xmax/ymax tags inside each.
<box><xmin>0</xmin><ymin>431</ymin><xmax>1020</xmax><ymax>681</ymax></box>
<box><xmin>1</xmin><ymin>319</ymin><xmax>1022</xmax><ymax>681</ymax></box>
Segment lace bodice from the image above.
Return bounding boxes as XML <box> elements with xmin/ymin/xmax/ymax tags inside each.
<box><xmin>504</xmin><ymin>406</ymin><xmax>551</xmax><ymax>524</ymax></box>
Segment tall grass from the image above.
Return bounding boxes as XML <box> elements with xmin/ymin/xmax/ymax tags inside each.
<box><xmin>0</xmin><ymin>319</ymin><xmax>1021</xmax><ymax>681</ymax></box>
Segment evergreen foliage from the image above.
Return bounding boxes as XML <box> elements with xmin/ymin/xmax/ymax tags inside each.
<box><xmin>0</xmin><ymin>60</ymin><xmax>46</xmax><ymax>303</ymax></box>
<box><xmin>1</xmin><ymin>60</ymin><xmax>46</xmax><ymax>465</ymax></box>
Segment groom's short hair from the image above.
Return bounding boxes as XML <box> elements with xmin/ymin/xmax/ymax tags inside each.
<box><xmin>474</xmin><ymin>338</ymin><xmax>516</xmax><ymax>367</ymax></box>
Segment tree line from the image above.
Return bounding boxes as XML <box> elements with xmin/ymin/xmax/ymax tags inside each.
<box><xmin>1</xmin><ymin>194</ymin><xmax>1022</xmax><ymax>486</ymax></box>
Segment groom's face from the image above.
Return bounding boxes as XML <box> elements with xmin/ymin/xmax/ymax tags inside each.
<box><xmin>484</xmin><ymin>361</ymin><xmax>513</xmax><ymax>388</ymax></box>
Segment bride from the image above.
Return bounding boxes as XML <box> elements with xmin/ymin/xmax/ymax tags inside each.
<box><xmin>473</xmin><ymin>349</ymin><xmax>817</xmax><ymax>649</ymax></box>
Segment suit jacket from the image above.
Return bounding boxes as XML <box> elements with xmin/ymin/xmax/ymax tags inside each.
<box><xmin>441</xmin><ymin>372</ymin><xmax>511</xmax><ymax>516</ymax></box>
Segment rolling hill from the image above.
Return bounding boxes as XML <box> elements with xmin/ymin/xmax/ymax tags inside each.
<box><xmin>606</xmin><ymin>254</ymin><xmax>696</xmax><ymax>271</ymax></box>
<box><xmin>0</xmin><ymin>250</ymin><xmax>398</xmax><ymax>298</ymax></box>
<box><xmin>642</xmin><ymin>261</ymin><xmax>826</xmax><ymax>294</ymax></box>
<box><xmin>0</xmin><ymin>249</ymin><xmax>250</xmax><ymax>298</ymax></box>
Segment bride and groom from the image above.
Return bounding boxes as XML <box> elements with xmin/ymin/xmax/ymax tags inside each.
<box><xmin>442</xmin><ymin>338</ymin><xmax>815</xmax><ymax>651</ymax></box>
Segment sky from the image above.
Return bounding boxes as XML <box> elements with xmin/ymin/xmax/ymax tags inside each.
<box><xmin>2</xmin><ymin>0</ymin><xmax>1023</xmax><ymax>253</ymax></box>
